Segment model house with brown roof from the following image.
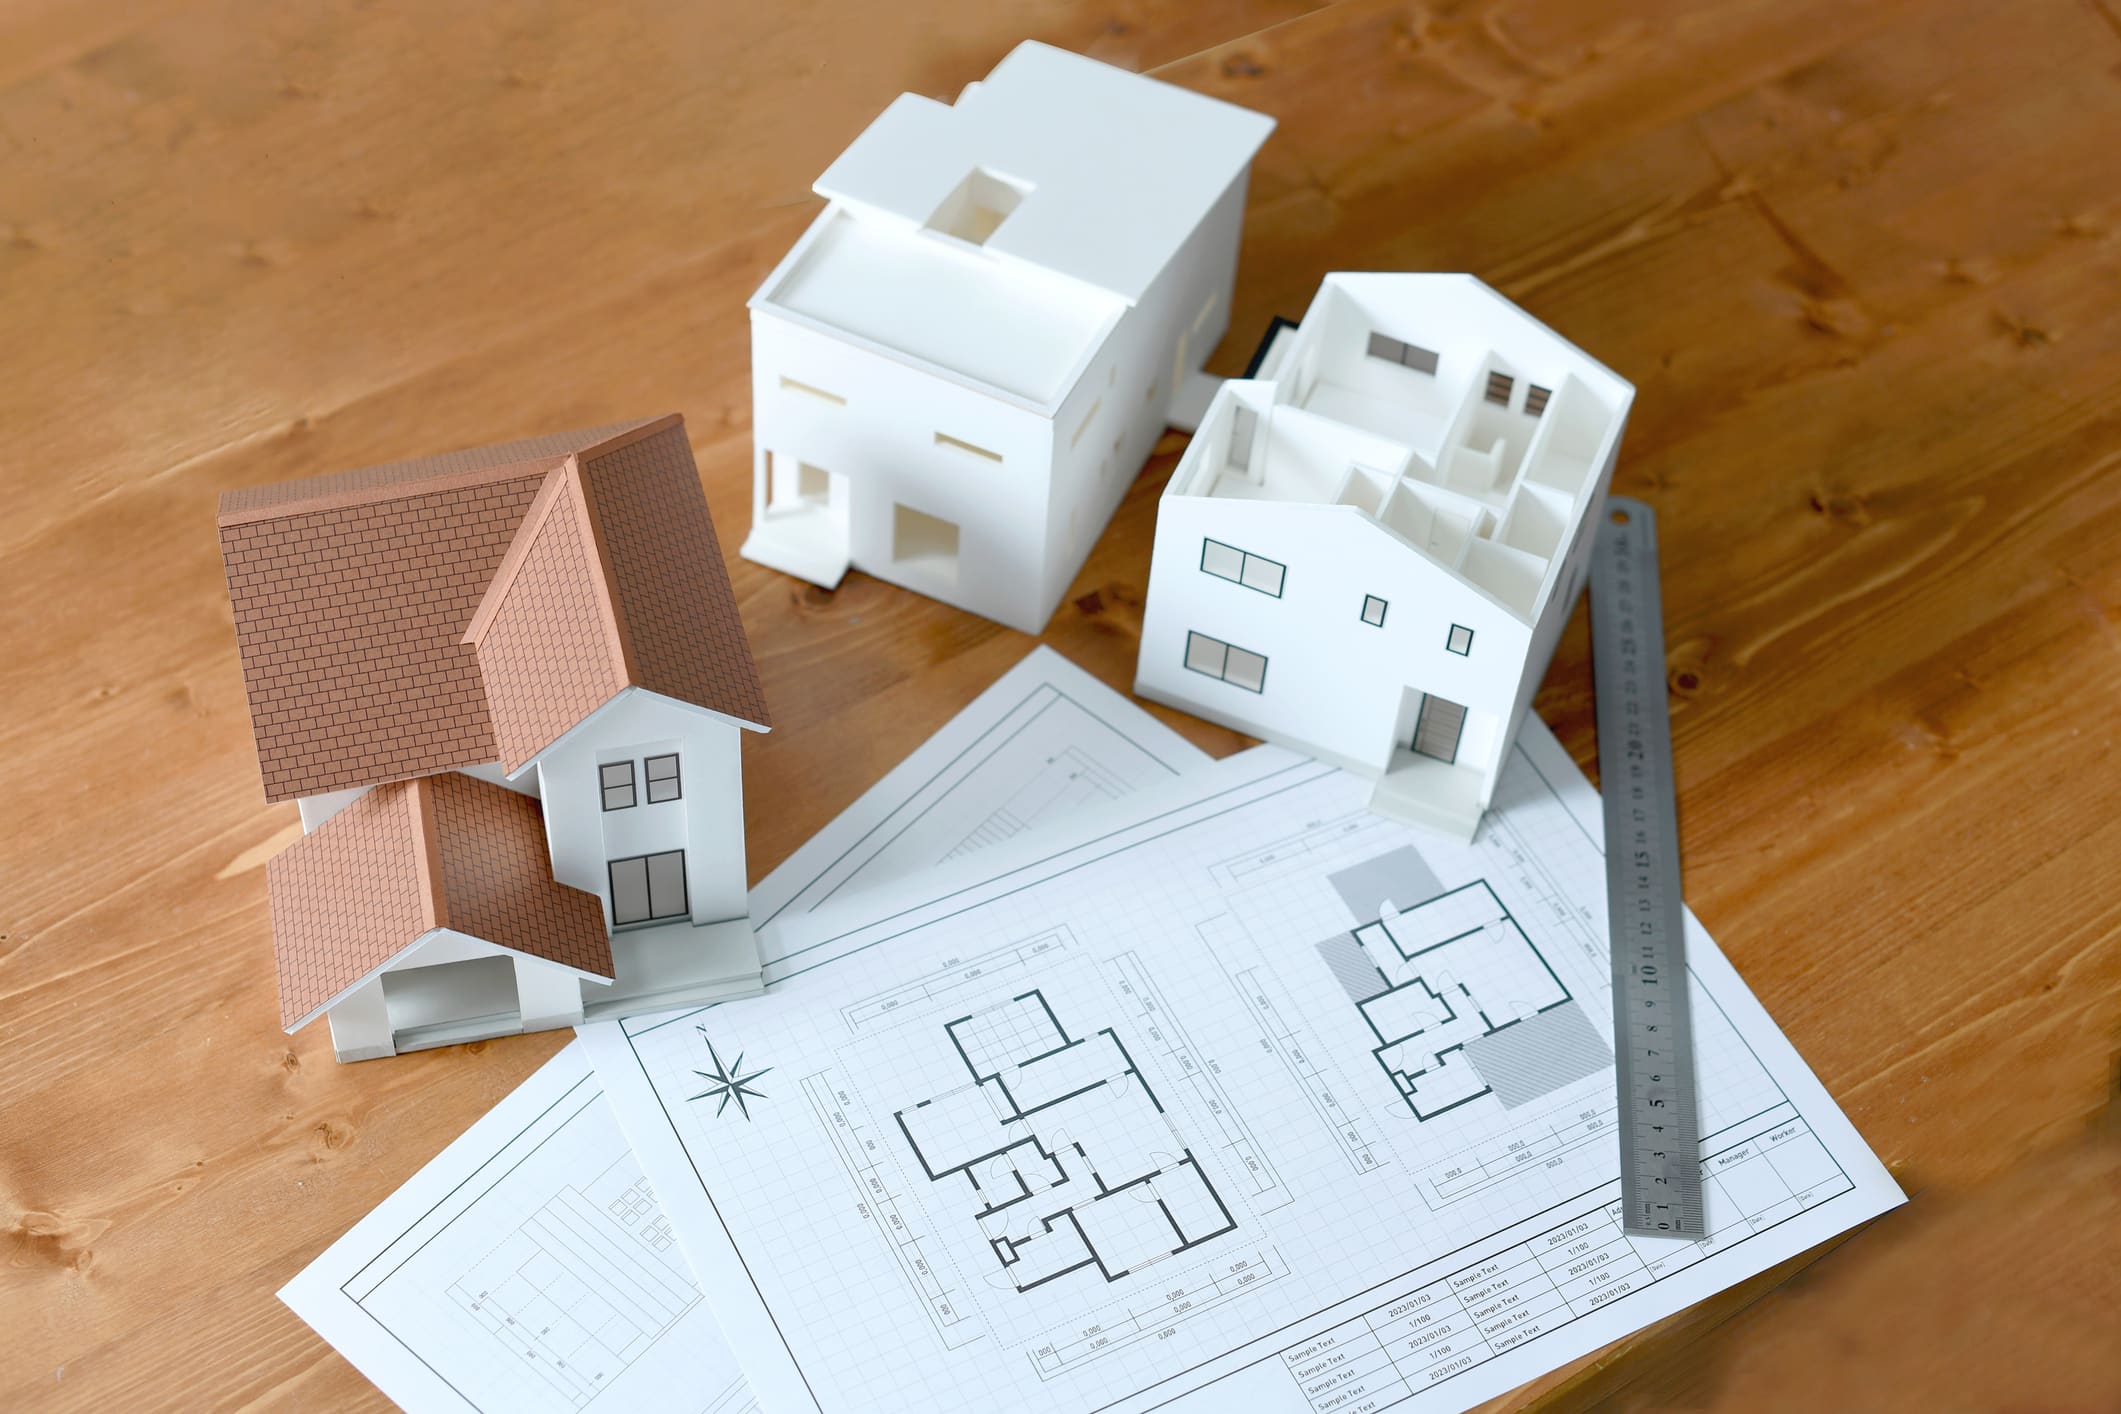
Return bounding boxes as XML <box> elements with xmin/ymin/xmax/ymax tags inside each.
<box><xmin>218</xmin><ymin>415</ymin><xmax>772</xmax><ymax>1061</ymax></box>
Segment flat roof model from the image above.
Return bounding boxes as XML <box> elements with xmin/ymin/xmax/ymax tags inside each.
<box><xmin>743</xmin><ymin>43</ymin><xmax>1275</xmax><ymax>633</ymax></box>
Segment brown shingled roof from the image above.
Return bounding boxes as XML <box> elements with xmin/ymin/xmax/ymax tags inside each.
<box><xmin>218</xmin><ymin>415</ymin><xmax>767</xmax><ymax>803</ymax></box>
<box><xmin>266</xmin><ymin>773</ymin><xmax>613</xmax><ymax>1033</ymax></box>
<box><xmin>465</xmin><ymin>418</ymin><xmax>774</xmax><ymax>770</ymax></box>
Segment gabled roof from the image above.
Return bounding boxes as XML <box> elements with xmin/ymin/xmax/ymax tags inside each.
<box><xmin>463</xmin><ymin>419</ymin><xmax>774</xmax><ymax>771</ymax></box>
<box><xmin>813</xmin><ymin>42</ymin><xmax>1274</xmax><ymax>304</ymax></box>
<box><xmin>267</xmin><ymin>772</ymin><xmax>613</xmax><ymax>1032</ymax></box>
<box><xmin>219</xmin><ymin>415</ymin><xmax>768</xmax><ymax>803</ymax></box>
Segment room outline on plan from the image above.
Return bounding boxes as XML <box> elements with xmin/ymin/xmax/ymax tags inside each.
<box><xmin>1313</xmin><ymin>877</ymin><xmax>1613</xmax><ymax>1120</ymax></box>
<box><xmin>892</xmin><ymin>988</ymin><xmax>1239</xmax><ymax>1295</ymax></box>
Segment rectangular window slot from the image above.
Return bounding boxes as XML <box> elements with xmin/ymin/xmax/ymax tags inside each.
<box><xmin>1184</xmin><ymin>631</ymin><xmax>1268</xmax><ymax>693</ymax></box>
<box><xmin>1524</xmin><ymin>383</ymin><xmax>1552</xmax><ymax>417</ymax></box>
<box><xmin>1446</xmin><ymin>623</ymin><xmax>1474</xmax><ymax>656</ymax></box>
<box><xmin>779</xmin><ymin>375</ymin><xmax>846</xmax><ymax>406</ymax></box>
<box><xmin>1367</xmin><ymin>331</ymin><xmax>1439</xmax><ymax>374</ymax></box>
<box><xmin>1200</xmin><ymin>537</ymin><xmax>1285</xmax><ymax>597</ymax></box>
<box><xmin>1484</xmin><ymin>371</ymin><xmax>1515</xmax><ymax>407</ymax></box>
<box><xmin>1362</xmin><ymin>595</ymin><xmax>1388</xmax><ymax>628</ymax></box>
<box><xmin>1072</xmin><ymin>398</ymin><xmax>1101</xmax><ymax>450</ymax></box>
<box><xmin>934</xmin><ymin>431</ymin><xmax>1003</xmax><ymax>464</ymax></box>
<box><xmin>1193</xmin><ymin>291</ymin><xmax>1219</xmax><ymax>332</ymax></box>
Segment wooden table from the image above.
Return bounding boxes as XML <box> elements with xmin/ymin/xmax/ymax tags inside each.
<box><xmin>4</xmin><ymin>1</ymin><xmax>2117</xmax><ymax>1407</ymax></box>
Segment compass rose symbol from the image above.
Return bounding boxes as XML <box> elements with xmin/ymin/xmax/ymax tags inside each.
<box><xmin>688</xmin><ymin>1029</ymin><xmax>772</xmax><ymax>1120</ymax></box>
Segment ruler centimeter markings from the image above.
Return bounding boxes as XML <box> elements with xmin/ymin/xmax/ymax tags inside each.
<box><xmin>1589</xmin><ymin>496</ymin><xmax>1706</xmax><ymax>1239</ymax></box>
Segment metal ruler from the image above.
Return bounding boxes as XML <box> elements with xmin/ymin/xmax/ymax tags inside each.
<box><xmin>1589</xmin><ymin>496</ymin><xmax>1706</xmax><ymax>1239</ymax></box>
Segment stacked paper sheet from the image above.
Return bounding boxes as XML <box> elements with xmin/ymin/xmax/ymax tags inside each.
<box><xmin>285</xmin><ymin>647</ymin><xmax>1901</xmax><ymax>1414</ymax></box>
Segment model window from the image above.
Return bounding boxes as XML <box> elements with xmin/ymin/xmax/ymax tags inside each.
<box><xmin>645</xmin><ymin>753</ymin><xmax>682</xmax><ymax>804</ymax></box>
<box><xmin>1361</xmin><ymin>595</ymin><xmax>1388</xmax><ymax>628</ymax></box>
<box><xmin>1184</xmin><ymin>631</ymin><xmax>1268</xmax><ymax>693</ymax></box>
<box><xmin>1072</xmin><ymin>398</ymin><xmax>1101</xmax><ymax>450</ymax></box>
<box><xmin>779</xmin><ymin>375</ymin><xmax>846</xmax><ymax>407</ymax></box>
<box><xmin>1484</xmin><ymin>371</ymin><xmax>1514</xmax><ymax>407</ymax></box>
<box><xmin>1199</xmin><ymin>538</ymin><xmax>1285</xmax><ymax>597</ymax></box>
<box><xmin>610</xmin><ymin>849</ymin><xmax>688</xmax><ymax>927</ymax></box>
<box><xmin>1525</xmin><ymin>383</ymin><xmax>1552</xmax><ymax>417</ymax></box>
<box><xmin>600</xmin><ymin>760</ymin><xmax>636</xmax><ymax>811</ymax></box>
<box><xmin>1366</xmin><ymin>331</ymin><xmax>1439</xmax><ymax>375</ymax></box>
<box><xmin>934</xmin><ymin>430</ymin><xmax>1002</xmax><ymax>464</ymax></box>
<box><xmin>1447</xmin><ymin>623</ymin><xmax>1474</xmax><ymax>656</ymax></box>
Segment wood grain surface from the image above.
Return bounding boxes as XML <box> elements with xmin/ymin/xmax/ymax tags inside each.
<box><xmin>4</xmin><ymin>1</ymin><xmax>2118</xmax><ymax>1408</ymax></box>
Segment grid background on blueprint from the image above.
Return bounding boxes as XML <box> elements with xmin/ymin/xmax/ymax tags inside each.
<box><xmin>624</xmin><ymin>745</ymin><xmax>1848</xmax><ymax>1414</ymax></box>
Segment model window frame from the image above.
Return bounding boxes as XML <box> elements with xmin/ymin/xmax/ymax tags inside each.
<box><xmin>600</xmin><ymin>760</ymin><xmax>637</xmax><ymax>812</ymax></box>
<box><xmin>1199</xmin><ymin>538</ymin><xmax>1286</xmax><ymax>598</ymax></box>
<box><xmin>644</xmin><ymin>753</ymin><xmax>682</xmax><ymax>804</ymax></box>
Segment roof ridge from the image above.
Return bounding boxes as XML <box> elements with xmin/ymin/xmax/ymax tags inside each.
<box><xmin>459</xmin><ymin>463</ymin><xmax>573</xmax><ymax>647</ymax></box>
<box><xmin>563</xmin><ymin>453</ymin><xmax>644</xmax><ymax>687</ymax></box>
<box><xmin>457</xmin><ymin>457</ymin><xmax>639</xmax><ymax>686</ymax></box>
<box><xmin>215</xmin><ymin>416</ymin><xmax>670</xmax><ymax>527</ymax></box>
<box><xmin>570</xmin><ymin>411</ymin><xmax>684</xmax><ymax>464</ymax></box>
<box><xmin>406</xmin><ymin>776</ymin><xmax>449</xmax><ymax>933</ymax></box>
<box><xmin>217</xmin><ymin>454</ymin><xmax>567</xmax><ymax>528</ymax></box>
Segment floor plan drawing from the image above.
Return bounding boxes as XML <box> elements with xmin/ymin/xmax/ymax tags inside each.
<box><xmin>283</xmin><ymin>650</ymin><xmax>1208</xmax><ymax>1414</ymax></box>
<box><xmin>894</xmin><ymin>990</ymin><xmax>1239</xmax><ymax>1295</ymax></box>
<box><xmin>1315</xmin><ymin>878</ymin><xmax>1612</xmax><ymax>1120</ymax></box>
<box><xmin>581</xmin><ymin>727</ymin><xmax>1904</xmax><ymax>1414</ymax></box>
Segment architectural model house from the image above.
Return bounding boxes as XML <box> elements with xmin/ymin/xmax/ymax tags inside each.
<box><xmin>739</xmin><ymin>41</ymin><xmax>1275</xmax><ymax>634</ymax></box>
<box><xmin>217</xmin><ymin>415</ymin><xmax>773</xmax><ymax>1061</ymax></box>
<box><xmin>1134</xmin><ymin>274</ymin><xmax>1635</xmax><ymax>840</ymax></box>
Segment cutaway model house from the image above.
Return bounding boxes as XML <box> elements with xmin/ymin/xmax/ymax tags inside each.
<box><xmin>740</xmin><ymin>41</ymin><xmax>1275</xmax><ymax>634</ymax></box>
<box><xmin>1134</xmin><ymin>275</ymin><xmax>1634</xmax><ymax>839</ymax></box>
<box><xmin>217</xmin><ymin>415</ymin><xmax>772</xmax><ymax>1061</ymax></box>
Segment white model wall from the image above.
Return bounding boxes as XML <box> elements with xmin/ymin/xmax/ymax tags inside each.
<box><xmin>326</xmin><ymin>977</ymin><xmax>393</xmax><ymax>1061</ymax></box>
<box><xmin>533</xmin><ymin>690</ymin><xmax>749</xmax><ymax>933</ymax></box>
<box><xmin>1040</xmin><ymin>172</ymin><xmax>1254</xmax><ymax>619</ymax></box>
<box><xmin>1495</xmin><ymin>431</ymin><xmax>1622</xmax><ymax>774</ymax></box>
<box><xmin>751</xmin><ymin>309</ymin><xmax>1059</xmax><ymax>632</ymax></box>
<box><xmin>1137</xmin><ymin>493</ymin><xmax>1534</xmax><ymax>778</ymax></box>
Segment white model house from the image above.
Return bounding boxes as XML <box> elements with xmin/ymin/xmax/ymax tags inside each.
<box><xmin>739</xmin><ymin>41</ymin><xmax>1275</xmax><ymax>634</ymax></box>
<box><xmin>1134</xmin><ymin>275</ymin><xmax>1635</xmax><ymax>839</ymax></box>
<box><xmin>217</xmin><ymin>416</ymin><xmax>773</xmax><ymax>1061</ymax></box>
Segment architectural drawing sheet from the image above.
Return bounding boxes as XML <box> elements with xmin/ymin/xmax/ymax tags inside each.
<box><xmin>583</xmin><ymin>720</ymin><xmax>1904</xmax><ymax>1414</ymax></box>
<box><xmin>278</xmin><ymin>647</ymin><xmax>1210</xmax><ymax>1412</ymax></box>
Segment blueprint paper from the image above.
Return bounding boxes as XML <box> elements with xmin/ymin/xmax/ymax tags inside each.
<box><xmin>747</xmin><ymin>645</ymin><xmax>1205</xmax><ymax>953</ymax></box>
<box><xmin>581</xmin><ymin>720</ymin><xmax>1905</xmax><ymax>1414</ymax></box>
<box><xmin>280</xmin><ymin>1044</ymin><xmax>757</xmax><ymax>1414</ymax></box>
<box><xmin>278</xmin><ymin>647</ymin><xmax>1210</xmax><ymax>1413</ymax></box>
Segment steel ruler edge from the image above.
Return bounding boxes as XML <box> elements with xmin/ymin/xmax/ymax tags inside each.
<box><xmin>1588</xmin><ymin>495</ymin><xmax>1706</xmax><ymax>1239</ymax></box>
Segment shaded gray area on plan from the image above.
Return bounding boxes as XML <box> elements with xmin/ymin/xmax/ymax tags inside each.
<box><xmin>1315</xmin><ymin>933</ymin><xmax>1385</xmax><ymax>1006</ymax></box>
<box><xmin>1463</xmin><ymin>1000</ymin><xmax>1613</xmax><ymax>1109</ymax></box>
<box><xmin>1327</xmin><ymin>846</ymin><xmax>1443</xmax><ymax>923</ymax></box>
